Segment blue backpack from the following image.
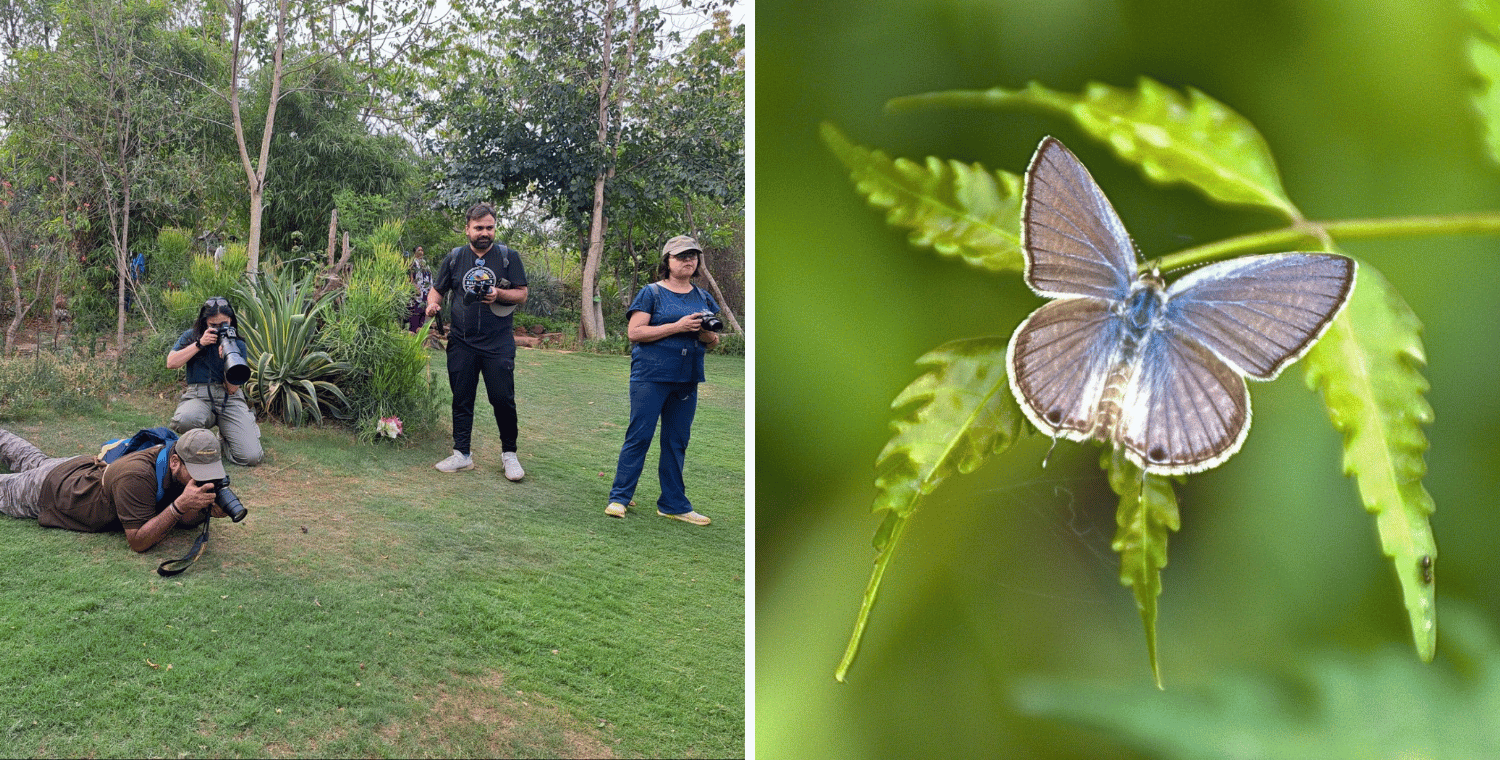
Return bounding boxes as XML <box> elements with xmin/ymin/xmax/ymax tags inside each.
<box><xmin>98</xmin><ymin>427</ymin><xmax>178</xmax><ymax>503</ymax></box>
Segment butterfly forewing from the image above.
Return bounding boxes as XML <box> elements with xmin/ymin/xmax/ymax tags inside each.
<box><xmin>1022</xmin><ymin>138</ymin><xmax>1138</xmax><ymax>301</ymax></box>
<box><xmin>1165</xmin><ymin>253</ymin><xmax>1356</xmax><ymax>379</ymax></box>
<box><xmin>1117</xmin><ymin>328</ymin><xmax>1251</xmax><ymax>474</ymax></box>
<box><xmin>1007</xmin><ymin>297</ymin><xmax>1126</xmax><ymax>441</ymax></box>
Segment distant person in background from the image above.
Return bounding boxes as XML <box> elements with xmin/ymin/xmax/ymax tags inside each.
<box><xmin>407</xmin><ymin>246</ymin><xmax>433</xmax><ymax>334</ymax></box>
<box><xmin>165</xmin><ymin>297</ymin><xmax>263</xmax><ymax>467</ymax></box>
<box><xmin>125</xmin><ymin>251</ymin><xmax>146</xmax><ymax>312</ymax></box>
<box><xmin>605</xmin><ymin>235</ymin><xmax>720</xmax><ymax>526</ymax></box>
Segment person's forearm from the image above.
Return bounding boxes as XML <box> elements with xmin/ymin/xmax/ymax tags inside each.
<box><xmin>496</xmin><ymin>285</ymin><xmax>528</xmax><ymax>305</ymax></box>
<box><xmin>166</xmin><ymin>341</ymin><xmax>206</xmax><ymax>370</ymax></box>
<box><xmin>125</xmin><ymin>500</ymin><xmax>185</xmax><ymax>552</ymax></box>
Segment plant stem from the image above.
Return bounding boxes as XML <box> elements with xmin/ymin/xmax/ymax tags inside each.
<box><xmin>835</xmin><ymin>512</ymin><xmax>912</xmax><ymax>683</ymax></box>
<box><xmin>1155</xmin><ymin>211</ymin><xmax>1500</xmax><ymax>271</ymax></box>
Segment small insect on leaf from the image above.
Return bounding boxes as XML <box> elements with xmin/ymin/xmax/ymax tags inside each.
<box><xmin>1420</xmin><ymin>555</ymin><xmax>1433</xmax><ymax>585</ymax></box>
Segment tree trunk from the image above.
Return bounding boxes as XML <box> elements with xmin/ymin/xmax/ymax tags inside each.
<box><xmin>229</xmin><ymin>0</ymin><xmax>287</xmax><ymax>275</ymax></box>
<box><xmin>696</xmin><ymin>258</ymin><xmax>742</xmax><ymax>335</ymax></box>
<box><xmin>580</xmin><ymin>173</ymin><xmax>609</xmax><ymax>340</ymax></box>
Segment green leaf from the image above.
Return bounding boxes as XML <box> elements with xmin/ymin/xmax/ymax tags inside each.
<box><xmin>1466</xmin><ymin>0</ymin><xmax>1500</xmax><ymax>164</ymax></box>
<box><xmin>819</xmin><ymin>122</ymin><xmax>1025</xmax><ymax>273</ymax></box>
<box><xmin>1102</xmin><ymin>450</ymin><xmax>1181</xmax><ymax>689</ymax></box>
<box><xmin>837</xmin><ymin>336</ymin><xmax>1024</xmax><ymax>682</ymax></box>
<box><xmin>873</xmin><ymin>336</ymin><xmax>1025</xmax><ymax>522</ymax></box>
<box><xmin>886</xmin><ymin>78</ymin><xmax>1300</xmax><ymax>219</ymax></box>
<box><xmin>1303</xmin><ymin>259</ymin><xmax>1437</xmax><ymax>661</ymax></box>
<box><xmin>1014</xmin><ymin>602</ymin><xmax>1500</xmax><ymax>759</ymax></box>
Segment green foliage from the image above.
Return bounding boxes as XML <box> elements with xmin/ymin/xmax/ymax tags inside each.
<box><xmin>1104</xmin><ymin>450</ymin><xmax>1181</xmax><ymax>690</ymax></box>
<box><xmin>232</xmin><ymin>267</ymin><xmax>350</xmax><ymax>425</ymax></box>
<box><xmin>161</xmin><ymin>243</ymin><xmax>250</xmax><ymax>328</ymax></box>
<box><xmin>1303</xmin><ymin>262</ymin><xmax>1438</xmax><ymax>661</ymax></box>
<box><xmin>832</xmin><ymin>77</ymin><xmax>1444</xmax><ymax>682</ymax></box>
<box><xmin>115</xmin><ymin>327</ymin><xmax>181</xmax><ymax>390</ymax></box>
<box><xmin>1014</xmin><ymin>602</ymin><xmax>1500</xmax><ymax>759</ymax></box>
<box><xmin>320</xmin><ymin>236</ymin><xmax>438</xmax><ymax>439</ymax></box>
<box><xmin>820</xmin><ymin>122</ymin><xmax>1025</xmax><ymax>272</ymax></box>
<box><xmin>836</xmin><ymin>337</ymin><xmax>1023</xmax><ymax>681</ymax></box>
<box><xmin>0</xmin><ymin>353</ymin><xmax>118</xmax><ymax>419</ymax></box>
<box><xmin>1468</xmin><ymin>0</ymin><xmax>1500</xmax><ymax>165</ymax></box>
<box><xmin>890</xmin><ymin>77</ymin><xmax>1299</xmax><ymax>219</ymax></box>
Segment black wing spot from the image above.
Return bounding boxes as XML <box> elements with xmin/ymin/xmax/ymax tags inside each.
<box><xmin>1148</xmin><ymin>446</ymin><xmax>1167</xmax><ymax>463</ymax></box>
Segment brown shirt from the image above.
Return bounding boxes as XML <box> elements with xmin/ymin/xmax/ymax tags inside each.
<box><xmin>36</xmin><ymin>446</ymin><xmax>183</xmax><ymax>532</ymax></box>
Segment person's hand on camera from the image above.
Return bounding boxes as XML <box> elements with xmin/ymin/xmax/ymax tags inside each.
<box><xmin>197</xmin><ymin>329</ymin><xmax>220</xmax><ymax>351</ymax></box>
<box><xmin>176</xmin><ymin>479</ymin><xmax>217</xmax><ymax>517</ymax></box>
<box><xmin>481</xmin><ymin>287</ymin><xmax>500</xmax><ymax>304</ymax></box>
<box><xmin>674</xmin><ymin>313</ymin><xmax>704</xmax><ymax>333</ymax></box>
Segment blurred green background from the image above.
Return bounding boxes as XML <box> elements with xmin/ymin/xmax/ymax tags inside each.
<box><xmin>756</xmin><ymin>0</ymin><xmax>1500</xmax><ymax>757</ymax></box>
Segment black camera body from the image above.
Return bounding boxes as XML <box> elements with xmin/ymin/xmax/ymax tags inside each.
<box><xmin>210</xmin><ymin>324</ymin><xmax>251</xmax><ymax>385</ymax></box>
<box><xmin>195</xmin><ymin>476</ymin><xmax>248</xmax><ymax>522</ymax></box>
<box><xmin>698</xmin><ymin>312</ymin><xmax>725</xmax><ymax>332</ymax></box>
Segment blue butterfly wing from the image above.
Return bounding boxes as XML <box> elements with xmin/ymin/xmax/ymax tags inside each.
<box><xmin>1116</xmin><ymin>327</ymin><xmax>1251</xmax><ymax>475</ymax></box>
<box><xmin>1022</xmin><ymin>138</ymin><xmax>1138</xmax><ymax>301</ymax></box>
<box><xmin>1164</xmin><ymin>253</ymin><xmax>1357</xmax><ymax>380</ymax></box>
<box><xmin>1007</xmin><ymin>296</ymin><xmax>1126</xmax><ymax>441</ymax></box>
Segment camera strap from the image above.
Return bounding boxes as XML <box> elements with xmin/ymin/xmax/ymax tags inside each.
<box><xmin>156</xmin><ymin>515</ymin><xmax>210</xmax><ymax>577</ymax></box>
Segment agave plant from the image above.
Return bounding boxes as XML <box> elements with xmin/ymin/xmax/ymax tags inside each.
<box><xmin>232</xmin><ymin>267</ymin><xmax>351</xmax><ymax>425</ymax></box>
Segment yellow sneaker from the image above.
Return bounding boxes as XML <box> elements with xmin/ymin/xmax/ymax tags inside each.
<box><xmin>658</xmin><ymin>509</ymin><xmax>710</xmax><ymax>526</ymax></box>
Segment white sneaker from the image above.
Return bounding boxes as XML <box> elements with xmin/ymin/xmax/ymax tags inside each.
<box><xmin>501</xmin><ymin>452</ymin><xmax>524</xmax><ymax>482</ymax></box>
<box><xmin>435</xmin><ymin>450</ymin><xmax>473</xmax><ymax>472</ymax></box>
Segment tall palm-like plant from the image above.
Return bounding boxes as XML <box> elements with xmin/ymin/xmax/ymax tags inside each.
<box><xmin>233</xmin><ymin>268</ymin><xmax>351</xmax><ymax>425</ymax></box>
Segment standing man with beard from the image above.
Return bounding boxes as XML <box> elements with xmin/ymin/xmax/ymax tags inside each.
<box><xmin>425</xmin><ymin>204</ymin><xmax>530</xmax><ymax>481</ymax></box>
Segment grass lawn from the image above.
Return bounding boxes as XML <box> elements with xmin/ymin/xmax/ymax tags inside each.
<box><xmin>0</xmin><ymin>348</ymin><xmax>745</xmax><ymax>758</ymax></box>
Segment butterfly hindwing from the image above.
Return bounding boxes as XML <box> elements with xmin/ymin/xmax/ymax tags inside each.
<box><xmin>1165</xmin><ymin>253</ymin><xmax>1357</xmax><ymax>380</ymax></box>
<box><xmin>1022</xmin><ymin>138</ymin><xmax>1138</xmax><ymax>301</ymax></box>
<box><xmin>1007</xmin><ymin>296</ymin><xmax>1125</xmax><ymax>442</ymax></box>
<box><xmin>1116</xmin><ymin>328</ymin><xmax>1251</xmax><ymax>475</ymax></box>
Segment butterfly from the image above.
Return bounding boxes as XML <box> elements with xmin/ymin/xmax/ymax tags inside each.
<box><xmin>1005</xmin><ymin>137</ymin><xmax>1357</xmax><ymax>475</ymax></box>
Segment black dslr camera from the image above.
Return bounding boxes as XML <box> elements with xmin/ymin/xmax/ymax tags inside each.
<box><xmin>194</xmin><ymin>476</ymin><xmax>248</xmax><ymax>522</ymax></box>
<box><xmin>697</xmin><ymin>311</ymin><xmax>725</xmax><ymax>332</ymax></box>
<box><xmin>210</xmin><ymin>324</ymin><xmax>252</xmax><ymax>385</ymax></box>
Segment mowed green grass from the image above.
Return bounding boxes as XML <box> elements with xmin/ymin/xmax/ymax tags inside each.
<box><xmin>0</xmin><ymin>348</ymin><xmax>745</xmax><ymax>758</ymax></box>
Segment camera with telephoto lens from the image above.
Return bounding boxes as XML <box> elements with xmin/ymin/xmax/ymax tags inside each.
<box><xmin>697</xmin><ymin>311</ymin><xmax>724</xmax><ymax>332</ymax></box>
<box><xmin>210</xmin><ymin>324</ymin><xmax>251</xmax><ymax>385</ymax></box>
<box><xmin>194</xmin><ymin>476</ymin><xmax>247</xmax><ymax>522</ymax></box>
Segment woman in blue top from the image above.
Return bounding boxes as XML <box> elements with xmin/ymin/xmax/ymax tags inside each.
<box><xmin>605</xmin><ymin>235</ymin><xmax>721</xmax><ymax>525</ymax></box>
<box><xmin>164</xmin><ymin>297</ymin><xmax>264</xmax><ymax>466</ymax></box>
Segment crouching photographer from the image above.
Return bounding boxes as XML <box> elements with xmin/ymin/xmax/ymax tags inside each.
<box><xmin>0</xmin><ymin>428</ymin><xmax>238</xmax><ymax>553</ymax></box>
<box><xmin>166</xmin><ymin>297</ymin><xmax>264</xmax><ymax>466</ymax></box>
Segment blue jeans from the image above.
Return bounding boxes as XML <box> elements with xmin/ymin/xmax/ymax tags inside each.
<box><xmin>609</xmin><ymin>381</ymin><xmax>698</xmax><ymax>514</ymax></box>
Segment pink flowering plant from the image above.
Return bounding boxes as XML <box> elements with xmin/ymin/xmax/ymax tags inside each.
<box><xmin>375</xmin><ymin>416</ymin><xmax>403</xmax><ymax>439</ymax></box>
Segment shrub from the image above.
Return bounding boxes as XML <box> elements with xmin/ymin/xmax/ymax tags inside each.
<box><xmin>319</xmin><ymin>235</ymin><xmax>439</xmax><ymax>440</ymax></box>
<box><xmin>233</xmin><ymin>267</ymin><xmax>351</xmax><ymax>425</ymax></box>
<box><xmin>117</xmin><ymin>328</ymin><xmax>181</xmax><ymax>390</ymax></box>
<box><xmin>0</xmin><ymin>353</ymin><xmax>117</xmax><ymax>419</ymax></box>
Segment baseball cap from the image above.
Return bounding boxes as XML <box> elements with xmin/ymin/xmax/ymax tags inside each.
<box><xmin>662</xmin><ymin>235</ymin><xmax>702</xmax><ymax>258</ymax></box>
<box><xmin>174</xmin><ymin>428</ymin><xmax>226</xmax><ymax>481</ymax></box>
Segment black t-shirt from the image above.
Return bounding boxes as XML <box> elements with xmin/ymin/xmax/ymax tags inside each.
<box><xmin>434</xmin><ymin>243</ymin><xmax>528</xmax><ymax>358</ymax></box>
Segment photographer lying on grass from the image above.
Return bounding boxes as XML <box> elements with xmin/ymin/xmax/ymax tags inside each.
<box><xmin>0</xmin><ymin>428</ymin><xmax>231</xmax><ymax>552</ymax></box>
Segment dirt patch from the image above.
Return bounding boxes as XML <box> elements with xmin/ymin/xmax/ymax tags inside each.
<box><xmin>378</xmin><ymin>669</ymin><xmax>616</xmax><ymax>758</ymax></box>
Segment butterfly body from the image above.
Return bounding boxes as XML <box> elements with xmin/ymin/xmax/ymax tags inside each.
<box><xmin>1007</xmin><ymin>138</ymin><xmax>1357</xmax><ymax>475</ymax></box>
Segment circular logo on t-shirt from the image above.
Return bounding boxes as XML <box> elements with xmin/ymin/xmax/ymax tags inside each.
<box><xmin>462</xmin><ymin>266</ymin><xmax>497</xmax><ymax>295</ymax></box>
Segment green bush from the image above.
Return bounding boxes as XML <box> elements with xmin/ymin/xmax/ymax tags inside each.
<box><xmin>116</xmin><ymin>328</ymin><xmax>181</xmax><ymax>390</ymax></box>
<box><xmin>0</xmin><ymin>354</ymin><xmax>118</xmax><ymax>419</ymax></box>
<box><xmin>162</xmin><ymin>243</ymin><xmax>250</xmax><ymax>328</ymax></box>
<box><xmin>233</xmin><ymin>267</ymin><xmax>351</xmax><ymax>425</ymax></box>
<box><xmin>320</xmin><ymin>236</ymin><xmax>439</xmax><ymax>440</ymax></box>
